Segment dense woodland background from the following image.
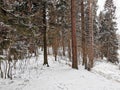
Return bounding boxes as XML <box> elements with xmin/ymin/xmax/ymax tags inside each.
<box><xmin>0</xmin><ymin>0</ymin><xmax>119</xmax><ymax>80</ymax></box>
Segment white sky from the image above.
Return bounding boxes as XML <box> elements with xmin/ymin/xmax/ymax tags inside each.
<box><xmin>97</xmin><ymin>0</ymin><xmax>120</xmax><ymax>34</ymax></box>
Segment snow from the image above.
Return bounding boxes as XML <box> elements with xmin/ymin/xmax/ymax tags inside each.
<box><xmin>92</xmin><ymin>60</ymin><xmax>120</xmax><ymax>82</ymax></box>
<box><xmin>0</xmin><ymin>51</ymin><xmax>120</xmax><ymax>90</ymax></box>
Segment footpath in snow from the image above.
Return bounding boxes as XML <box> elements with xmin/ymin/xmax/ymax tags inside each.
<box><xmin>0</xmin><ymin>54</ymin><xmax>120</xmax><ymax>90</ymax></box>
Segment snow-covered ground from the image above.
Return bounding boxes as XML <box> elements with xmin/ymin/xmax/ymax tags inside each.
<box><xmin>0</xmin><ymin>52</ymin><xmax>120</xmax><ymax>90</ymax></box>
<box><xmin>92</xmin><ymin>60</ymin><xmax>120</xmax><ymax>83</ymax></box>
<box><xmin>92</xmin><ymin>50</ymin><xmax>120</xmax><ymax>83</ymax></box>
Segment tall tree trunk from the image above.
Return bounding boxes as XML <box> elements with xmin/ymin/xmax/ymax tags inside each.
<box><xmin>71</xmin><ymin>0</ymin><xmax>78</xmax><ymax>69</ymax></box>
<box><xmin>88</xmin><ymin>0</ymin><xmax>94</xmax><ymax>70</ymax></box>
<box><xmin>81</xmin><ymin>0</ymin><xmax>87</xmax><ymax>69</ymax></box>
<box><xmin>43</xmin><ymin>2</ymin><xmax>49</xmax><ymax>67</ymax></box>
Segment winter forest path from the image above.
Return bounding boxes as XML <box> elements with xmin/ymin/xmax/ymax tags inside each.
<box><xmin>23</xmin><ymin>55</ymin><xmax>120</xmax><ymax>90</ymax></box>
<box><xmin>0</xmin><ymin>54</ymin><xmax>120</xmax><ymax>90</ymax></box>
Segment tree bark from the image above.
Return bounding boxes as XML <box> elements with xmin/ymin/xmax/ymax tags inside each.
<box><xmin>62</xmin><ymin>32</ymin><xmax>65</xmax><ymax>56</ymax></box>
<box><xmin>0</xmin><ymin>61</ymin><xmax>3</xmax><ymax>78</ymax></box>
<box><xmin>68</xmin><ymin>39</ymin><xmax>72</xmax><ymax>62</ymax></box>
<box><xmin>88</xmin><ymin>0</ymin><xmax>94</xmax><ymax>70</ymax></box>
<box><xmin>71</xmin><ymin>0</ymin><xmax>78</xmax><ymax>69</ymax></box>
<box><xmin>43</xmin><ymin>2</ymin><xmax>49</xmax><ymax>67</ymax></box>
<box><xmin>81</xmin><ymin>0</ymin><xmax>87</xmax><ymax>69</ymax></box>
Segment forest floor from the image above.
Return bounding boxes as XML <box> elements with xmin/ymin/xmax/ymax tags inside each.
<box><xmin>0</xmin><ymin>51</ymin><xmax>120</xmax><ymax>90</ymax></box>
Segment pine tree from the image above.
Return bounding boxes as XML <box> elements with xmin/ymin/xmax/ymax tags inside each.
<box><xmin>42</xmin><ymin>1</ymin><xmax>49</xmax><ymax>66</ymax></box>
<box><xmin>71</xmin><ymin>0</ymin><xmax>78</xmax><ymax>69</ymax></box>
<box><xmin>98</xmin><ymin>11</ymin><xmax>106</xmax><ymax>59</ymax></box>
<box><xmin>99</xmin><ymin>0</ymin><xmax>119</xmax><ymax>63</ymax></box>
<box><xmin>92</xmin><ymin>0</ymin><xmax>99</xmax><ymax>58</ymax></box>
<box><xmin>81</xmin><ymin>0</ymin><xmax>87</xmax><ymax>69</ymax></box>
<box><xmin>88</xmin><ymin>0</ymin><xmax>94</xmax><ymax>70</ymax></box>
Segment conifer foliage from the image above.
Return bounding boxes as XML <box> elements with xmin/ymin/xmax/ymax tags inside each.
<box><xmin>99</xmin><ymin>0</ymin><xmax>119</xmax><ymax>63</ymax></box>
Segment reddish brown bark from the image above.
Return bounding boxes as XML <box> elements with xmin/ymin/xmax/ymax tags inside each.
<box><xmin>81</xmin><ymin>0</ymin><xmax>87</xmax><ymax>69</ymax></box>
<box><xmin>88</xmin><ymin>0</ymin><xmax>94</xmax><ymax>70</ymax></box>
<box><xmin>71</xmin><ymin>0</ymin><xmax>78</xmax><ymax>69</ymax></box>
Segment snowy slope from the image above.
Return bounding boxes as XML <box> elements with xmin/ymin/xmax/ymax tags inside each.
<box><xmin>92</xmin><ymin>50</ymin><xmax>120</xmax><ymax>83</ymax></box>
<box><xmin>93</xmin><ymin>60</ymin><xmax>120</xmax><ymax>82</ymax></box>
<box><xmin>0</xmin><ymin>53</ymin><xmax>120</xmax><ymax>90</ymax></box>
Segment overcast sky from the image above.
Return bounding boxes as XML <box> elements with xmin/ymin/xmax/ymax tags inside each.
<box><xmin>97</xmin><ymin>0</ymin><xmax>120</xmax><ymax>34</ymax></box>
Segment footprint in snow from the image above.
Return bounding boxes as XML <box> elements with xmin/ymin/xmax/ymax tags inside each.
<box><xmin>56</xmin><ymin>83</ymin><xmax>68</xmax><ymax>90</ymax></box>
